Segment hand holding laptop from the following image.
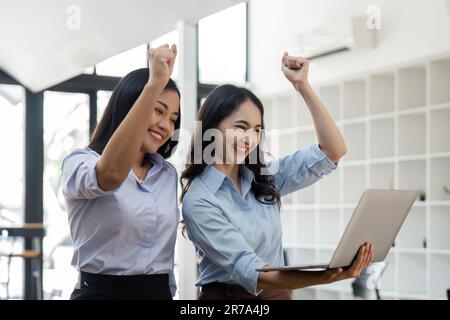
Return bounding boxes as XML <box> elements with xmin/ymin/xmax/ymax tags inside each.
<box><xmin>320</xmin><ymin>243</ymin><xmax>373</xmax><ymax>284</ymax></box>
<box><xmin>257</xmin><ymin>190</ymin><xmax>416</xmax><ymax>272</ymax></box>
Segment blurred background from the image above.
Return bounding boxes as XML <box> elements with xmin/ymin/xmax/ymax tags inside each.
<box><xmin>0</xmin><ymin>0</ymin><xmax>449</xmax><ymax>300</ymax></box>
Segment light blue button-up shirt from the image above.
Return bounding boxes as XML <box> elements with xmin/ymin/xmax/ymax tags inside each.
<box><xmin>61</xmin><ymin>147</ymin><xmax>180</xmax><ymax>296</ymax></box>
<box><xmin>182</xmin><ymin>144</ymin><xmax>337</xmax><ymax>295</ymax></box>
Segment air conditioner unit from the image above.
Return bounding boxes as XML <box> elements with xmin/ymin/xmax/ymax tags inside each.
<box><xmin>293</xmin><ymin>16</ymin><xmax>376</xmax><ymax>60</ymax></box>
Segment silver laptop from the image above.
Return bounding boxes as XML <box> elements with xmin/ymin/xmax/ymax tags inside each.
<box><xmin>257</xmin><ymin>189</ymin><xmax>417</xmax><ymax>272</ymax></box>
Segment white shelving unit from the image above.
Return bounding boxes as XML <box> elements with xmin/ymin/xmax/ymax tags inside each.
<box><xmin>398</xmin><ymin>113</ymin><xmax>426</xmax><ymax>156</ymax></box>
<box><xmin>398</xmin><ymin>65</ymin><xmax>426</xmax><ymax>110</ymax></box>
<box><xmin>370</xmin><ymin>73</ymin><xmax>395</xmax><ymax>115</ymax></box>
<box><xmin>370</xmin><ymin>118</ymin><xmax>395</xmax><ymax>158</ymax></box>
<box><xmin>343</xmin><ymin>80</ymin><xmax>366</xmax><ymax>119</ymax></box>
<box><xmin>260</xmin><ymin>53</ymin><xmax>450</xmax><ymax>300</ymax></box>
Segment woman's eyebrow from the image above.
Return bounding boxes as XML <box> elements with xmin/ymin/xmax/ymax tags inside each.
<box><xmin>157</xmin><ymin>100</ymin><xmax>168</xmax><ymax>109</ymax></box>
<box><xmin>158</xmin><ymin>100</ymin><xmax>179</xmax><ymax>116</ymax></box>
<box><xmin>235</xmin><ymin>120</ymin><xmax>262</xmax><ymax>128</ymax></box>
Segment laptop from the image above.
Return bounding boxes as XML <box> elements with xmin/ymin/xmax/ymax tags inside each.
<box><xmin>257</xmin><ymin>189</ymin><xmax>417</xmax><ymax>272</ymax></box>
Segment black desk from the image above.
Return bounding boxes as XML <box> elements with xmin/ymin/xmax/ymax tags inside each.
<box><xmin>0</xmin><ymin>224</ymin><xmax>45</xmax><ymax>300</ymax></box>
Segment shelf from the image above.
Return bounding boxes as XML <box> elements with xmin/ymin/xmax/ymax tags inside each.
<box><xmin>297</xmin><ymin>95</ymin><xmax>313</xmax><ymax>126</ymax></box>
<box><xmin>398</xmin><ymin>113</ymin><xmax>426</xmax><ymax>156</ymax></box>
<box><xmin>316</xmin><ymin>284</ymin><xmax>353</xmax><ymax>295</ymax></box>
<box><xmin>343</xmin><ymin>79</ymin><xmax>366</xmax><ymax>119</ymax></box>
<box><xmin>275</xmin><ymin>95</ymin><xmax>297</xmax><ymax>129</ymax></box>
<box><xmin>398</xmin><ymin>293</ymin><xmax>430</xmax><ymax>300</ymax></box>
<box><xmin>281</xmin><ymin>209</ymin><xmax>297</xmax><ymax>243</ymax></box>
<box><xmin>429</xmin><ymin>157</ymin><xmax>450</xmax><ymax>200</ymax></box>
<box><xmin>283</xmin><ymin>203</ymin><xmax>340</xmax><ymax>210</ymax></box>
<box><xmin>429</xmin><ymin>254</ymin><xmax>450</xmax><ymax>298</ymax></box>
<box><xmin>282</xmin><ymin>193</ymin><xmax>296</xmax><ymax>206</ymax></box>
<box><xmin>428</xmin><ymin>200</ymin><xmax>450</xmax><ymax>206</ymax></box>
<box><xmin>429</xmin><ymin>248</ymin><xmax>450</xmax><ymax>255</ymax></box>
<box><xmin>342</xmin><ymin>209</ymin><xmax>354</xmax><ymax>229</ymax></box>
<box><xmin>318</xmin><ymin>209</ymin><xmax>340</xmax><ymax>246</ymax></box>
<box><xmin>297</xmin><ymin>130</ymin><xmax>316</xmax><ymax>150</ymax></box>
<box><xmin>430</xmin><ymin>151</ymin><xmax>450</xmax><ymax>159</ymax></box>
<box><xmin>398</xmin><ymin>159</ymin><xmax>426</xmax><ymax>196</ymax></box>
<box><xmin>378</xmin><ymin>291</ymin><xmax>398</xmax><ymax>300</ymax></box>
<box><xmin>283</xmin><ymin>243</ymin><xmax>316</xmax><ymax>250</ymax></box>
<box><xmin>296</xmin><ymin>184</ymin><xmax>316</xmax><ymax>204</ymax></box>
<box><xmin>398</xmin><ymin>65</ymin><xmax>426</xmax><ymax>110</ymax></box>
<box><xmin>340</xmin><ymin>159</ymin><xmax>367</xmax><ymax>167</ymax></box>
<box><xmin>319</xmin><ymin>169</ymin><xmax>340</xmax><ymax>204</ymax></box>
<box><xmin>285</xmin><ymin>247</ymin><xmax>316</xmax><ymax>266</ymax></box>
<box><xmin>316</xmin><ymin>290</ymin><xmax>341</xmax><ymax>300</ymax></box>
<box><xmin>397</xmin><ymin>154</ymin><xmax>427</xmax><ymax>162</ymax></box>
<box><xmin>339</xmin><ymin>292</ymin><xmax>356</xmax><ymax>300</ymax></box>
<box><xmin>370</xmin><ymin>157</ymin><xmax>396</xmax><ymax>164</ymax></box>
<box><xmin>297</xmin><ymin>209</ymin><xmax>316</xmax><ymax>244</ymax></box>
<box><xmin>398</xmin><ymin>253</ymin><xmax>427</xmax><ymax>296</ymax></box>
<box><xmin>343</xmin><ymin>123</ymin><xmax>366</xmax><ymax>160</ymax></box>
<box><xmin>369</xmin><ymin>73</ymin><xmax>395</xmax><ymax>115</ymax></box>
<box><xmin>370</xmin><ymin>118</ymin><xmax>395</xmax><ymax>158</ymax></box>
<box><xmin>430</xmin><ymin>108</ymin><xmax>450</xmax><ymax>153</ymax></box>
<box><xmin>293</xmin><ymin>288</ymin><xmax>316</xmax><ymax>300</ymax></box>
<box><xmin>282</xmin><ymin>204</ymin><xmax>316</xmax><ymax>211</ymax></box>
<box><xmin>261</xmin><ymin>97</ymin><xmax>275</xmax><ymax>130</ymax></box>
<box><xmin>393</xmin><ymin>247</ymin><xmax>426</xmax><ymax>255</ymax></box>
<box><xmin>397</xmin><ymin>106</ymin><xmax>426</xmax><ymax>116</ymax></box>
<box><xmin>278</xmin><ymin>133</ymin><xmax>295</xmax><ymax>157</ymax></box>
<box><xmin>317</xmin><ymin>248</ymin><xmax>334</xmax><ymax>263</ymax></box>
<box><xmin>341</xmin><ymin>116</ymin><xmax>366</xmax><ymax>125</ymax></box>
<box><xmin>343</xmin><ymin>203</ymin><xmax>358</xmax><ymax>209</ymax></box>
<box><xmin>429</xmin><ymin>58</ymin><xmax>450</xmax><ymax>105</ymax></box>
<box><xmin>319</xmin><ymin>85</ymin><xmax>340</xmax><ymax>120</ymax></box>
<box><xmin>379</xmin><ymin>253</ymin><xmax>396</xmax><ymax>293</ymax></box>
<box><xmin>396</xmin><ymin>206</ymin><xmax>426</xmax><ymax>249</ymax></box>
<box><xmin>369</xmin><ymin>162</ymin><xmax>394</xmax><ymax>189</ymax></box>
<box><xmin>429</xmin><ymin>205</ymin><xmax>450</xmax><ymax>249</ymax></box>
<box><xmin>343</xmin><ymin>166</ymin><xmax>366</xmax><ymax>203</ymax></box>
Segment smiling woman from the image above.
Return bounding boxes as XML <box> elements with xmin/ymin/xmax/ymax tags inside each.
<box><xmin>60</xmin><ymin>45</ymin><xmax>183</xmax><ymax>300</ymax></box>
<box><xmin>89</xmin><ymin>69</ymin><xmax>180</xmax><ymax>163</ymax></box>
<box><xmin>180</xmin><ymin>52</ymin><xmax>370</xmax><ymax>301</ymax></box>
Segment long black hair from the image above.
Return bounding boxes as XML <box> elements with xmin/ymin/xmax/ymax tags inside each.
<box><xmin>180</xmin><ymin>84</ymin><xmax>281</xmax><ymax>208</ymax></box>
<box><xmin>89</xmin><ymin>68</ymin><xmax>181</xmax><ymax>159</ymax></box>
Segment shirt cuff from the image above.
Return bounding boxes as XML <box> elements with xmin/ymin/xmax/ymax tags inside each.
<box><xmin>232</xmin><ymin>255</ymin><xmax>267</xmax><ymax>296</ymax></box>
<box><xmin>308</xmin><ymin>144</ymin><xmax>338</xmax><ymax>177</ymax></box>
<box><xmin>85</xmin><ymin>156</ymin><xmax>118</xmax><ymax>197</ymax></box>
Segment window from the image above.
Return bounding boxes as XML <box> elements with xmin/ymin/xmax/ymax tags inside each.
<box><xmin>0</xmin><ymin>84</ymin><xmax>25</xmax><ymax>225</ymax></box>
<box><xmin>96</xmin><ymin>44</ymin><xmax>148</xmax><ymax>78</ymax></box>
<box><xmin>43</xmin><ymin>91</ymin><xmax>89</xmax><ymax>299</ymax></box>
<box><xmin>97</xmin><ymin>90</ymin><xmax>113</xmax><ymax>121</ymax></box>
<box><xmin>0</xmin><ymin>84</ymin><xmax>25</xmax><ymax>299</ymax></box>
<box><xmin>198</xmin><ymin>3</ymin><xmax>247</xmax><ymax>85</ymax></box>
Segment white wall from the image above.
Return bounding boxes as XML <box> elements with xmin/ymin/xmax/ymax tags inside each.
<box><xmin>248</xmin><ymin>0</ymin><xmax>450</xmax><ymax>94</ymax></box>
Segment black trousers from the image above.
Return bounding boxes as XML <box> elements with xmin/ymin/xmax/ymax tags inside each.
<box><xmin>70</xmin><ymin>271</ymin><xmax>172</xmax><ymax>300</ymax></box>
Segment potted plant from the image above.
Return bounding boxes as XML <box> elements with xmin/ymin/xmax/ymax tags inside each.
<box><xmin>418</xmin><ymin>188</ymin><xmax>426</xmax><ymax>201</ymax></box>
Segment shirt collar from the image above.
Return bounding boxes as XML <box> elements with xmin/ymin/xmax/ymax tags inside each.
<box><xmin>147</xmin><ymin>152</ymin><xmax>165</xmax><ymax>168</ymax></box>
<box><xmin>200</xmin><ymin>165</ymin><xmax>255</xmax><ymax>196</ymax></box>
<box><xmin>200</xmin><ymin>165</ymin><xmax>227</xmax><ymax>194</ymax></box>
<box><xmin>239</xmin><ymin>165</ymin><xmax>255</xmax><ymax>197</ymax></box>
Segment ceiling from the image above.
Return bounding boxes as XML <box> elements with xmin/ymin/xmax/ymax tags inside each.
<box><xmin>0</xmin><ymin>0</ymin><xmax>244</xmax><ymax>92</ymax></box>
